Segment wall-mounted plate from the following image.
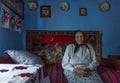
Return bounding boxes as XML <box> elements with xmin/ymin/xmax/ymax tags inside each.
<box><xmin>59</xmin><ymin>2</ymin><xmax>69</xmax><ymax>11</ymax></box>
<box><xmin>28</xmin><ymin>0</ymin><xmax>38</xmax><ymax>11</ymax></box>
<box><xmin>99</xmin><ymin>1</ymin><xmax>110</xmax><ymax>12</ymax></box>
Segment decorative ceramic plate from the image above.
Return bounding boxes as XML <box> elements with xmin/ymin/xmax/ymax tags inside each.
<box><xmin>28</xmin><ymin>0</ymin><xmax>38</xmax><ymax>11</ymax></box>
<box><xmin>59</xmin><ymin>2</ymin><xmax>69</xmax><ymax>11</ymax></box>
<box><xmin>99</xmin><ymin>1</ymin><xmax>110</xmax><ymax>12</ymax></box>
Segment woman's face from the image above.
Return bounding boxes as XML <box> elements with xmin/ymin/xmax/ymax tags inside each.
<box><xmin>75</xmin><ymin>32</ymin><xmax>84</xmax><ymax>44</ymax></box>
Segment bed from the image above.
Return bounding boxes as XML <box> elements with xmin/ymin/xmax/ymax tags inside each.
<box><xmin>0</xmin><ymin>51</ymin><xmax>50</xmax><ymax>83</ymax></box>
<box><xmin>25</xmin><ymin>30</ymin><xmax>120</xmax><ymax>83</ymax></box>
<box><xmin>0</xmin><ymin>56</ymin><xmax>120</xmax><ymax>83</ymax></box>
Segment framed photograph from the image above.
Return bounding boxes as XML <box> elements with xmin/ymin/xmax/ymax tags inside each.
<box><xmin>79</xmin><ymin>8</ymin><xmax>87</xmax><ymax>16</ymax></box>
<box><xmin>40</xmin><ymin>5</ymin><xmax>51</xmax><ymax>17</ymax></box>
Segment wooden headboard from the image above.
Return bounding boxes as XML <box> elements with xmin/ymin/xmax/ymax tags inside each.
<box><xmin>26</xmin><ymin>30</ymin><xmax>102</xmax><ymax>64</ymax></box>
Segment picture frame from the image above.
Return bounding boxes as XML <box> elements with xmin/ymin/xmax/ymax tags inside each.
<box><xmin>40</xmin><ymin>5</ymin><xmax>51</xmax><ymax>17</ymax></box>
<box><xmin>79</xmin><ymin>8</ymin><xmax>87</xmax><ymax>16</ymax></box>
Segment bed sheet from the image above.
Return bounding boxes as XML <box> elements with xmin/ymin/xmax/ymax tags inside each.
<box><xmin>0</xmin><ymin>64</ymin><xmax>50</xmax><ymax>83</ymax></box>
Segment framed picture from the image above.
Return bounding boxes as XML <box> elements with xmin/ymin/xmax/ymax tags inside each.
<box><xmin>40</xmin><ymin>5</ymin><xmax>51</xmax><ymax>17</ymax></box>
<box><xmin>79</xmin><ymin>8</ymin><xmax>87</xmax><ymax>16</ymax></box>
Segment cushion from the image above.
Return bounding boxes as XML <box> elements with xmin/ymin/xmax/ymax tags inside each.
<box><xmin>4</xmin><ymin>50</ymin><xmax>44</xmax><ymax>66</ymax></box>
<box><xmin>0</xmin><ymin>55</ymin><xmax>15</xmax><ymax>64</ymax></box>
<box><xmin>35</xmin><ymin>44</ymin><xmax>64</xmax><ymax>66</ymax></box>
<box><xmin>97</xmin><ymin>66</ymin><xmax>120</xmax><ymax>83</ymax></box>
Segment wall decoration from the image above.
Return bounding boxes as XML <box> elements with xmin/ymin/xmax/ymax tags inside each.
<box><xmin>40</xmin><ymin>5</ymin><xmax>51</xmax><ymax>17</ymax></box>
<box><xmin>1</xmin><ymin>4</ymin><xmax>10</xmax><ymax>28</ymax></box>
<box><xmin>99</xmin><ymin>1</ymin><xmax>110</xmax><ymax>12</ymax></box>
<box><xmin>14</xmin><ymin>15</ymin><xmax>22</xmax><ymax>32</ymax></box>
<box><xmin>10</xmin><ymin>16</ymin><xmax>15</xmax><ymax>28</ymax></box>
<box><xmin>9</xmin><ymin>15</ymin><xmax>21</xmax><ymax>32</ymax></box>
<box><xmin>0</xmin><ymin>0</ymin><xmax>24</xmax><ymax>19</ymax></box>
<box><xmin>28</xmin><ymin>0</ymin><xmax>38</xmax><ymax>11</ymax></box>
<box><xmin>79</xmin><ymin>8</ymin><xmax>87</xmax><ymax>16</ymax></box>
<box><xmin>59</xmin><ymin>2</ymin><xmax>69</xmax><ymax>11</ymax></box>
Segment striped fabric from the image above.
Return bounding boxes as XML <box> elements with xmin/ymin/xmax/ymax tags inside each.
<box><xmin>47</xmin><ymin>64</ymin><xmax>68</xmax><ymax>83</ymax></box>
<box><xmin>97</xmin><ymin>66</ymin><xmax>120</xmax><ymax>83</ymax></box>
<box><xmin>46</xmin><ymin>64</ymin><xmax>120</xmax><ymax>83</ymax></box>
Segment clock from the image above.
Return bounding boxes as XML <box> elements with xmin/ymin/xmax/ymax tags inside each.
<box><xmin>99</xmin><ymin>1</ymin><xmax>110</xmax><ymax>12</ymax></box>
<box><xmin>28</xmin><ymin>0</ymin><xmax>38</xmax><ymax>11</ymax></box>
<box><xmin>59</xmin><ymin>2</ymin><xmax>69</xmax><ymax>11</ymax></box>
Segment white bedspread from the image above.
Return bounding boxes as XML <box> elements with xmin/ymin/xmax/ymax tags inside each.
<box><xmin>0</xmin><ymin>64</ymin><xmax>48</xmax><ymax>83</ymax></box>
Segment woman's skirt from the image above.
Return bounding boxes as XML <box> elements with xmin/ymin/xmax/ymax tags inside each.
<box><xmin>64</xmin><ymin>69</ymin><xmax>103</xmax><ymax>83</ymax></box>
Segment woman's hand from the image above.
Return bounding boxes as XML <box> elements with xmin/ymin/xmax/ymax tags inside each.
<box><xmin>73</xmin><ymin>68</ymin><xmax>90</xmax><ymax>77</ymax></box>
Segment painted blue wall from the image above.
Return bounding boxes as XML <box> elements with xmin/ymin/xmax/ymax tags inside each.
<box><xmin>0</xmin><ymin>28</ymin><xmax>22</xmax><ymax>55</ymax></box>
<box><xmin>22</xmin><ymin>0</ymin><xmax>45</xmax><ymax>50</ymax></box>
<box><xmin>21</xmin><ymin>0</ymin><xmax>120</xmax><ymax>57</ymax></box>
<box><xmin>0</xmin><ymin>3</ymin><xmax>23</xmax><ymax>55</ymax></box>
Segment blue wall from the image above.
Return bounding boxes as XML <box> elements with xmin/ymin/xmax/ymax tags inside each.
<box><xmin>0</xmin><ymin>28</ymin><xmax>22</xmax><ymax>55</ymax></box>
<box><xmin>0</xmin><ymin>0</ymin><xmax>119</xmax><ymax>57</ymax></box>
<box><xmin>23</xmin><ymin>0</ymin><xmax>120</xmax><ymax>58</ymax></box>
<box><xmin>41</xmin><ymin>0</ymin><xmax>120</xmax><ymax>58</ymax></box>
<box><xmin>0</xmin><ymin>3</ymin><xmax>23</xmax><ymax>55</ymax></box>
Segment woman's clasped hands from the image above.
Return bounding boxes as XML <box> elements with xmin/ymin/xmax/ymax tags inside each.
<box><xmin>73</xmin><ymin>68</ymin><xmax>90</xmax><ymax>77</ymax></box>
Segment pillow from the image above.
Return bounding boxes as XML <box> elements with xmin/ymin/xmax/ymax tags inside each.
<box><xmin>4</xmin><ymin>50</ymin><xmax>44</xmax><ymax>66</ymax></box>
<box><xmin>35</xmin><ymin>45</ymin><xmax>64</xmax><ymax>66</ymax></box>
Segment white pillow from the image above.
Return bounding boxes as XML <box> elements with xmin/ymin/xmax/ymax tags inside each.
<box><xmin>4</xmin><ymin>50</ymin><xmax>44</xmax><ymax>66</ymax></box>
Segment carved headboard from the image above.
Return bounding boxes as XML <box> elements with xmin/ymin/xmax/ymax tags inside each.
<box><xmin>26</xmin><ymin>30</ymin><xmax>102</xmax><ymax>65</ymax></box>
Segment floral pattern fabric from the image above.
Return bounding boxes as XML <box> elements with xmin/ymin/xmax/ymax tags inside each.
<box><xmin>0</xmin><ymin>64</ymin><xmax>43</xmax><ymax>83</ymax></box>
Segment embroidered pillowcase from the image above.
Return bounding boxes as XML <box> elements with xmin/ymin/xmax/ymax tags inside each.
<box><xmin>4</xmin><ymin>50</ymin><xmax>44</xmax><ymax>66</ymax></box>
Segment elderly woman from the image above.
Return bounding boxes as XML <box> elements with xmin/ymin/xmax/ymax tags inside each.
<box><xmin>62</xmin><ymin>31</ymin><xmax>103</xmax><ymax>83</ymax></box>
